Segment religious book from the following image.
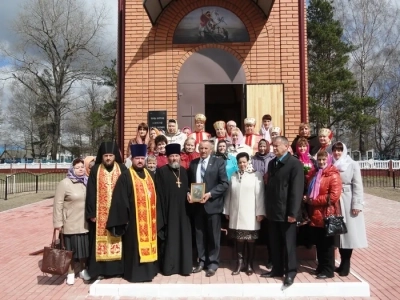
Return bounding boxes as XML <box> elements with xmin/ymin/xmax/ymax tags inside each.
<box><xmin>191</xmin><ymin>183</ymin><xmax>205</xmax><ymax>202</ymax></box>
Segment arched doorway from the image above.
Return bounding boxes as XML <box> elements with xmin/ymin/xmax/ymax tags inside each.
<box><xmin>177</xmin><ymin>48</ymin><xmax>247</xmax><ymax>133</ymax></box>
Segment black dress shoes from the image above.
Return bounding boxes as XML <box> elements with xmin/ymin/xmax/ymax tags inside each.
<box><xmin>205</xmin><ymin>269</ymin><xmax>216</xmax><ymax>277</ymax></box>
<box><xmin>260</xmin><ymin>271</ymin><xmax>283</xmax><ymax>278</ymax></box>
<box><xmin>192</xmin><ymin>265</ymin><xmax>204</xmax><ymax>273</ymax></box>
<box><xmin>338</xmin><ymin>270</ymin><xmax>350</xmax><ymax>277</ymax></box>
<box><xmin>284</xmin><ymin>276</ymin><xmax>294</xmax><ymax>287</ymax></box>
<box><xmin>316</xmin><ymin>273</ymin><xmax>334</xmax><ymax>279</ymax></box>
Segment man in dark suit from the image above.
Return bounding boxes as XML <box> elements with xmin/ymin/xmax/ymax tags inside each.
<box><xmin>187</xmin><ymin>140</ymin><xmax>229</xmax><ymax>277</ymax></box>
<box><xmin>261</xmin><ymin>136</ymin><xmax>304</xmax><ymax>287</ymax></box>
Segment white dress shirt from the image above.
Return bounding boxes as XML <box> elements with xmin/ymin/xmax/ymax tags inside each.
<box><xmin>196</xmin><ymin>156</ymin><xmax>210</xmax><ymax>183</ymax></box>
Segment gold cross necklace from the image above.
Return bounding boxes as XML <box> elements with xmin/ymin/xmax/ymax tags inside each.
<box><xmin>171</xmin><ymin>167</ymin><xmax>181</xmax><ymax>188</ymax></box>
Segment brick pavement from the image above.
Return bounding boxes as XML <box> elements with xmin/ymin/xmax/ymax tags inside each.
<box><xmin>0</xmin><ymin>193</ymin><xmax>398</xmax><ymax>300</ymax></box>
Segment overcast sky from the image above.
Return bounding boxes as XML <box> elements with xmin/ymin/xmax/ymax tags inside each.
<box><xmin>0</xmin><ymin>0</ymin><xmax>118</xmax><ymax>61</ymax></box>
<box><xmin>0</xmin><ymin>0</ymin><xmax>118</xmax><ymax>111</ymax></box>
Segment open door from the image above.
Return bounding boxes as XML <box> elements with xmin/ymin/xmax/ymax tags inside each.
<box><xmin>245</xmin><ymin>84</ymin><xmax>284</xmax><ymax>134</ymax></box>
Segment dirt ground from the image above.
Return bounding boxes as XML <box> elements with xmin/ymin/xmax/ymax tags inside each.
<box><xmin>364</xmin><ymin>187</ymin><xmax>400</xmax><ymax>202</ymax></box>
<box><xmin>0</xmin><ymin>191</ymin><xmax>55</xmax><ymax>212</ymax></box>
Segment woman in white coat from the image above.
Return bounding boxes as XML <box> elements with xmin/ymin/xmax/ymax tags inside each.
<box><xmin>332</xmin><ymin>142</ymin><xmax>368</xmax><ymax>276</ymax></box>
<box><xmin>224</xmin><ymin>152</ymin><xmax>265</xmax><ymax>276</ymax></box>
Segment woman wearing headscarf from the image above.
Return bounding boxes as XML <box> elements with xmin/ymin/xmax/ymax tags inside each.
<box><xmin>227</xmin><ymin>128</ymin><xmax>252</xmax><ymax>157</ymax></box>
<box><xmin>126</xmin><ymin>123</ymin><xmax>150</xmax><ymax>158</ymax></box>
<box><xmin>251</xmin><ymin>139</ymin><xmax>275</xmax><ymax>181</ymax></box>
<box><xmin>84</xmin><ymin>156</ymin><xmax>96</xmax><ymax>177</ymax></box>
<box><xmin>224</xmin><ymin>152</ymin><xmax>265</xmax><ymax>276</ymax></box>
<box><xmin>53</xmin><ymin>158</ymin><xmax>90</xmax><ymax>285</ymax></box>
<box><xmin>294</xmin><ymin>137</ymin><xmax>318</xmax><ymax>225</ymax></box>
<box><xmin>164</xmin><ymin>119</ymin><xmax>187</xmax><ymax>149</ymax></box>
<box><xmin>180</xmin><ymin>137</ymin><xmax>200</xmax><ymax>170</ymax></box>
<box><xmin>306</xmin><ymin>150</ymin><xmax>342</xmax><ymax>279</ymax></box>
<box><xmin>214</xmin><ymin>139</ymin><xmax>238</xmax><ymax>180</ymax></box>
<box><xmin>332</xmin><ymin>142</ymin><xmax>368</xmax><ymax>276</ymax></box>
<box><xmin>181</xmin><ymin>126</ymin><xmax>192</xmax><ymax>137</ymax></box>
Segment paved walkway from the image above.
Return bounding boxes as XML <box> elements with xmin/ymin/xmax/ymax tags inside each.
<box><xmin>0</xmin><ymin>193</ymin><xmax>399</xmax><ymax>300</ymax></box>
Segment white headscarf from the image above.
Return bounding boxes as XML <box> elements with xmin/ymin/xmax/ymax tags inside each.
<box><xmin>332</xmin><ymin>141</ymin><xmax>351</xmax><ymax>171</ymax></box>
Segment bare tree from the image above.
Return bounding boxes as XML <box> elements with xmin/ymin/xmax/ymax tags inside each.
<box><xmin>335</xmin><ymin>0</ymin><xmax>400</xmax><ymax>152</ymax></box>
<box><xmin>0</xmin><ymin>0</ymin><xmax>108</xmax><ymax>159</ymax></box>
<box><xmin>6</xmin><ymin>79</ymin><xmax>52</xmax><ymax>158</ymax></box>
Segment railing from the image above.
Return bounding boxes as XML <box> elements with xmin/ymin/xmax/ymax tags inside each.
<box><xmin>361</xmin><ymin>169</ymin><xmax>400</xmax><ymax>188</ymax></box>
<box><xmin>357</xmin><ymin>160</ymin><xmax>400</xmax><ymax>170</ymax></box>
<box><xmin>0</xmin><ymin>170</ymin><xmax>66</xmax><ymax>200</ymax></box>
<box><xmin>0</xmin><ymin>162</ymin><xmax>70</xmax><ymax>170</ymax></box>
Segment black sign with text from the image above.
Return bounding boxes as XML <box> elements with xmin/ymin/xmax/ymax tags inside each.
<box><xmin>147</xmin><ymin>111</ymin><xmax>167</xmax><ymax>132</ymax></box>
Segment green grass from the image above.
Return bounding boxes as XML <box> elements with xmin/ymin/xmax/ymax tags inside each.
<box><xmin>0</xmin><ymin>172</ymin><xmax>66</xmax><ymax>183</ymax></box>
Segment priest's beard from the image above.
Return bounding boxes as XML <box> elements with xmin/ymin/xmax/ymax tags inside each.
<box><xmin>133</xmin><ymin>166</ymin><xmax>144</xmax><ymax>172</ymax></box>
<box><xmin>168</xmin><ymin>162</ymin><xmax>180</xmax><ymax>169</ymax></box>
<box><xmin>102</xmin><ymin>161</ymin><xmax>114</xmax><ymax>171</ymax></box>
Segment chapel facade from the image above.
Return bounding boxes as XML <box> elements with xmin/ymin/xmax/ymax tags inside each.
<box><xmin>117</xmin><ymin>0</ymin><xmax>308</xmax><ymax>156</ymax></box>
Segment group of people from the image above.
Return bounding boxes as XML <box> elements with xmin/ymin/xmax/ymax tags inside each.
<box><xmin>52</xmin><ymin>113</ymin><xmax>367</xmax><ymax>288</ymax></box>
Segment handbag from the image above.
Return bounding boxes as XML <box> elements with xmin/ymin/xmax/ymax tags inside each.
<box><xmin>40</xmin><ymin>229</ymin><xmax>73</xmax><ymax>275</ymax></box>
<box><xmin>323</xmin><ymin>195</ymin><xmax>348</xmax><ymax>237</ymax></box>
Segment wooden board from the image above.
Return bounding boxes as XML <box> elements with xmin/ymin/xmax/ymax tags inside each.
<box><xmin>246</xmin><ymin>84</ymin><xmax>284</xmax><ymax>134</ymax></box>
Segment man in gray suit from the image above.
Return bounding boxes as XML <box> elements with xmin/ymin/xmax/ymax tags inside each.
<box><xmin>187</xmin><ymin>140</ymin><xmax>229</xmax><ymax>277</ymax></box>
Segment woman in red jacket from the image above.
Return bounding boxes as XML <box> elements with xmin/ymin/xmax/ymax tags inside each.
<box><xmin>306</xmin><ymin>150</ymin><xmax>342</xmax><ymax>279</ymax></box>
<box><xmin>180</xmin><ymin>137</ymin><xmax>199</xmax><ymax>169</ymax></box>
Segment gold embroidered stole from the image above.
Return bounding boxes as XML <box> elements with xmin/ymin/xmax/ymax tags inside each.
<box><xmin>95</xmin><ymin>164</ymin><xmax>122</xmax><ymax>261</ymax></box>
<box><xmin>130</xmin><ymin>168</ymin><xmax>157</xmax><ymax>263</ymax></box>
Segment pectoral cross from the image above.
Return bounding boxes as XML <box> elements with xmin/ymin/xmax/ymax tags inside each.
<box><xmin>176</xmin><ymin>179</ymin><xmax>181</xmax><ymax>188</ymax></box>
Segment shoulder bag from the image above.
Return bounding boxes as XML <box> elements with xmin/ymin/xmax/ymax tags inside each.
<box><xmin>323</xmin><ymin>194</ymin><xmax>348</xmax><ymax>237</ymax></box>
<box><xmin>40</xmin><ymin>229</ymin><xmax>73</xmax><ymax>275</ymax></box>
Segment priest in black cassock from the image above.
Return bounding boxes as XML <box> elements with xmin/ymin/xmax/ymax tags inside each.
<box><xmin>85</xmin><ymin>141</ymin><xmax>127</xmax><ymax>280</ymax></box>
<box><xmin>156</xmin><ymin>143</ymin><xmax>192</xmax><ymax>276</ymax></box>
<box><xmin>106</xmin><ymin>144</ymin><xmax>159</xmax><ymax>282</ymax></box>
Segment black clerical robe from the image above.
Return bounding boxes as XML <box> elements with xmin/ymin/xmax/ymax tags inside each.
<box><xmin>85</xmin><ymin>162</ymin><xmax>127</xmax><ymax>278</ymax></box>
<box><xmin>156</xmin><ymin>165</ymin><xmax>192</xmax><ymax>276</ymax></box>
<box><xmin>106</xmin><ymin>168</ymin><xmax>159</xmax><ymax>283</ymax></box>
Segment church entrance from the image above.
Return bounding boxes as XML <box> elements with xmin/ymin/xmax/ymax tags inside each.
<box><xmin>204</xmin><ymin>84</ymin><xmax>245</xmax><ymax>133</ymax></box>
<box><xmin>177</xmin><ymin>48</ymin><xmax>247</xmax><ymax>130</ymax></box>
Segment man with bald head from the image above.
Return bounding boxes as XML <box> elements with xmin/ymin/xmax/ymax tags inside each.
<box><xmin>187</xmin><ymin>140</ymin><xmax>229</xmax><ymax>277</ymax></box>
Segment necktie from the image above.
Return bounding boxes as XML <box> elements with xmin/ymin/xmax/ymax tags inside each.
<box><xmin>201</xmin><ymin>159</ymin><xmax>206</xmax><ymax>182</ymax></box>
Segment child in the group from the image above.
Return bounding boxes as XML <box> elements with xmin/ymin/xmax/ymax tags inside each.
<box><xmin>145</xmin><ymin>155</ymin><xmax>157</xmax><ymax>173</ymax></box>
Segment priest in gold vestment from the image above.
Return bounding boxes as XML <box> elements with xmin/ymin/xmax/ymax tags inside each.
<box><xmin>106</xmin><ymin>144</ymin><xmax>159</xmax><ymax>282</ymax></box>
<box><xmin>85</xmin><ymin>141</ymin><xmax>127</xmax><ymax>279</ymax></box>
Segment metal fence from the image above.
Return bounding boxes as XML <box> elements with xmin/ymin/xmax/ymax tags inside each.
<box><xmin>361</xmin><ymin>169</ymin><xmax>400</xmax><ymax>188</ymax></box>
<box><xmin>0</xmin><ymin>170</ymin><xmax>66</xmax><ymax>200</ymax></box>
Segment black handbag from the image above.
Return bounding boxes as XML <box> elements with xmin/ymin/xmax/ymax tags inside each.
<box><xmin>323</xmin><ymin>195</ymin><xmax>348</xmax><ymax>237</ymax></box>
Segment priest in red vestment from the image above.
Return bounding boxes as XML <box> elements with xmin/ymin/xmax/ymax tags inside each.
<box><xmin>244</xmin><ymin>118</ymin><xmax>261</xmax><ymax>155</ymax></box>
<box><xmin>106</xmin><ymin>144</ymin><xmax>159</xmax><ymax>282</ymax></box>
<box><xmin>85</xmin><ymin>141</ymin><xmax>127</xmax><ymax>280</ymax></box>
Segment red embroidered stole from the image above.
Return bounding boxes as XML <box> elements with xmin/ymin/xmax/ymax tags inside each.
<box><xmin>245</xmin><ymin>134</ymin><xmax>252</xmax><ymax>146</ymax></box>
<box><xmin>95</xmin><ymin>164</ymin><xmax>122</xmax><ymax>261</ymax></box>
<box><xmin>130</xmin><ymin>168</ymin><xmax>157</xmax><ymax>263</ymax></box>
